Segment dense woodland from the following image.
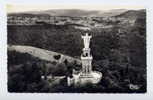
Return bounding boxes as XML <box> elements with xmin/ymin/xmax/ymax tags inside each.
<box><xmin>7</xmin><ymin>10</ymin><xmax>146</xmax><ymax>93</ymax></box>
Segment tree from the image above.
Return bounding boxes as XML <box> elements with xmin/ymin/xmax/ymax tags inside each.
<box><xmin>53</xmin><ymin>54</ymin><xmax>61</xmax><ymax>60</ymax></box>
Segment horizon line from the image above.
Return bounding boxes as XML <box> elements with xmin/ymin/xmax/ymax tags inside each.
<box><xmin>7</xmin><ymin>4</ymin><xmax>145</xmax><ymax>13</ymax></box>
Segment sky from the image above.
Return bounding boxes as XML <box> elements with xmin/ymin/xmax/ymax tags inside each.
<box><xmin>6</xmin><ymin>4</ymin><xmax>144</xmax><ymax>13</ymax></box>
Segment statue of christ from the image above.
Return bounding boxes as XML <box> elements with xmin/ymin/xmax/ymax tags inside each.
<box><xmin>81</xmin><ymin>33</ymin><xmax>91</xmax><ymax>49</ymax></box>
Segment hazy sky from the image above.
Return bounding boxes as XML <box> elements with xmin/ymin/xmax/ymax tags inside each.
<box><xmin>7</xmin><ymin>4</ymin><xmax>144</xmax><ymax>13</ymax></box>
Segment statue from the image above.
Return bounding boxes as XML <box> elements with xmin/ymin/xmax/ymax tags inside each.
<box><xmin>81</xmin><ymin>33</ymin><xmax>91</xmax><ymax>49</ymax></box>
<box><xmin>67</xmin><ymin>32</ymin><xmax>102</xmax><ymax>86</ymax></box>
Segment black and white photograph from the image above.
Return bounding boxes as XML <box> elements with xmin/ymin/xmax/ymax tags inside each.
<box><xmin>7</xmin><ymin>4</ymin><xmax>146</xmax><ymax>93</ymax></box>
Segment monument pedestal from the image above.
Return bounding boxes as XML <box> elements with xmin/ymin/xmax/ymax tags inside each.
<box><xmin>67</xmin><ymin>33</ymin><xmax>102</xmax><ymax>86</ymax></box>
<box><xmin>67</xmin><ymin>71</ymin><xmax>102</xmax><ymax>86</ymax></box>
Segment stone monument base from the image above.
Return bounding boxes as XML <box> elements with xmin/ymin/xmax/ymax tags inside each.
<box><xmin>67</xmin><ymin>71</ymin><xmax>102</xmax><ymax>86</ymax></box>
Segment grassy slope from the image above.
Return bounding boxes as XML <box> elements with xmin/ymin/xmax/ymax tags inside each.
<box><xmin>8</xmin><ymin>45</ymin><xmax>81</xmax><ymax>64</ymax></box>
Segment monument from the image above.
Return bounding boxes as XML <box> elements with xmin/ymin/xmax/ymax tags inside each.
<box><xmin>67</xmin><ymin>33</ymin><xmax>102</xmax><ymax>86</ymax></box>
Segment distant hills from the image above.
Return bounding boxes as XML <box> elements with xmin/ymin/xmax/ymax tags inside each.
<box><xmin>8</xmin><ymin>9</ymin><xmax>146</xmax><ymax>18</ymax></box>
<box><xmin>8</xmin><ymin>9</ymin><xmax>137</xmax><ymax>17</ymax></box>
<box><xmin>114</xmin><ymin>9</ymin><xmax>146</xmax><ymax>19</ymax></box>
